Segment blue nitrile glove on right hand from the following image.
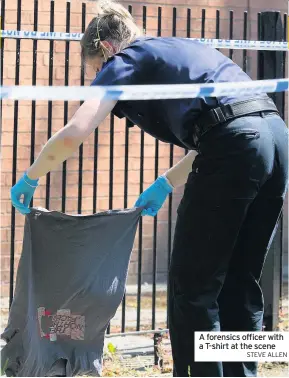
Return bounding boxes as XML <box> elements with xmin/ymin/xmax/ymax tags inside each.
<box><xmin>10</xmin><ymin>172</ymin><xmax>39</xmax><ymax>215</ymax></box>
<box><xmin>134</xmin><ymin>176</ymin><xmax>173</xmax><ymax>216</ymax></box>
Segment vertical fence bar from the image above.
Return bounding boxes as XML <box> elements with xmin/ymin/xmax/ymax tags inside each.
<box><xmin>46</xmin><ymin>1</ymin><xmax>54</xmax><ymax>210</ymax></box>
<box><xmin>0</xmin><ymin>0</ymin><xmax>5</xmax><ymax>125</ymax></box>
<box><xmin>216</xmin><ymin>10</ymin><xmax>220</xmax><ymax>39</ymax></box>
<box><xmin>258</xmin><ymin>12</ymin><xmax>283</xmax><ymax>110</ymax></box>
<box><xmin>108</xmin><ymin>119</ymin><xmax>114</xmax><ymax>212</ymax></box>
<box><xmin>257</xmin><ymin>13</ymin><xmax>261</xmax><ymax>80</ymax></box>
<box><xmin>280</xmin><ymin>14</ymin><xmax>287</xmax><ymax>298</ymax></box>
<box><xmin>30</xmin><ymin>0</ymin><xmax>38</xmax><ymax>209</ymax></box>
<box><xmin>120</xmin><ymin>3</ymin><xmax>133</xmax><ymax>335</ymax></box>
<box><xmin>166</xmin><ymin>6</ymin><xmax>177</xmax><ymax>326</ymax></box>
<box><xmin>243</xmin><ymin>12</ymin><xmax>248</xmax><ymax>73</ymax></box>
<box><xmin>183</xmin><ymin>8</ymin><xmax>190</xmax><ymax>156</ymax></box>
<box><xmin>93</xmin><ymin>133</ymin><xmax>98</xmax><ymax>214</ymax></box>
<box><xmin>258</xmin><ymin>11</ymin><xmax>284</xmax><ymax>331</ymax></box>
<box><xmin>229</xmin><ymin>10</ymin><xmax>234</xmax><ymax>60</ymax></box>
<box><xmin>151</xmin><ymin>6</ymin><xmax>162</xmax><ymax>332</ymax></box>
<box><xmin>62</xmin><ymin>2</ymin><xmax>70</xmax><ymax>213</ymax></box>
<box><xmin>78</xmin><ymin>3</ymin><xmax>86</xmax><ymax>214</ymax></box>
<box><xmin>121</xmin><ymin>106</ymin><xmax>129</xmax><ymax>331</ymax></box>
<box><xmin>121</xmin><ymin>110</ymin><xmax>130</xmax><ymax>332</ymax></box>
<box><xmin>166</xmin><ymin>6</ymin><xmax>177</xmax><ymax>325</ymax></box>
<box><xmin>91</xmin><ymin>1</ymin><xmax>98</xmax><ymax>215</ymax></box>
<box><xmin>121</xmin><ymin>113</ymin><xmax>129</xmax><ymax>332</ymax></box>
<box><xmin>187</xmin><ymin>8</ymin><xmax>191</xmax><ymax>38</ymax></box>
<box><xmin>201</xmin><ymin>9</ymin><xmax>206</xmax><ymax>38</ymax></box>
<box><xmin>121</xmin><ymin>118</ymin><xmax>130</xmax><ymax>332</ymax></box>
<box><xmin>9</xmin><ymin>0</ymin><xmax>22</xmax><ymax>308</ymax></box>
<box><xmin>92</xmin><ymin>25</ymin><xmax>99</xmax><ymax>214</ymax></box>
<box><xmin>106</xmin><ymin>103</ymin><xmax>115</xmax><ymax>335</ymax></box>
<box><xmin>282</xmin><ymin>14</ymin><xmax>287</xmax><ymax>120</ymax></box>
<box><xmin>136</xmin><ymin>5</ymin><xmax>146</xmax><ymax>331</ymax></box>
<box><xmin>0</xmin><ymin>0</ymin><xmax>5</xmax><ymax>81</ymax></box>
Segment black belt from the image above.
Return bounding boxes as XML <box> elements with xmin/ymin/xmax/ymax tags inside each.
<box><xmin>193</xmin><ymin>97</ymin><xmax>279</xmax><ymax>146</ymax></box>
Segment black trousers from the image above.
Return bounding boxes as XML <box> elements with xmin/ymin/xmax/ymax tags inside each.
<box><xmin>168</xmin><ymin>113</ymin><xmax>288</xmax><ymax>377</ymax></box>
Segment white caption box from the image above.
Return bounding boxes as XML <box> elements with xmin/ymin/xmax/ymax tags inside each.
<box><xmin>195</xmin><ymin>332</ymin><xmax>289</xmax><ymax>362</ymax></box>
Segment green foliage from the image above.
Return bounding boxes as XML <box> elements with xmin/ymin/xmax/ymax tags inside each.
<box><xmin>107</xmin><ymin>342</ymin><xmax>117</xmax><ymax>355</ymax></box>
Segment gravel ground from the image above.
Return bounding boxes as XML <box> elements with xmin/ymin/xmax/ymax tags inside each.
<box><xmin>103</xmin><ymin>355</ymin><xmax>289</xmax><ymax>377</ymax></box>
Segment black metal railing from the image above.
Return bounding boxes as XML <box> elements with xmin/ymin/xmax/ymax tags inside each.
<box><xmin>0</xmin><ymin>1</ymin><xmax>287</xmax><ymax>342</ymax></box>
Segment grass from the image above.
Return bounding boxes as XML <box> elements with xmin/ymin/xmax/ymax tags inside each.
<box><xmin>125</xmin><ymin>292</ymin><xmax>168</xmax><ymax>310</ymax></box>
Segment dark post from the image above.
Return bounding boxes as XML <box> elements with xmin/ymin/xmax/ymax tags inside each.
<box><xmin>258</xmin><ymin>12</ymin><xmax>284</xmax><ymax>331</ymax></box>
<box><xmin>0</xmin><ymin>0</ymin><xmax>5</xmax><ymax>135</ymax></box>
<box><xmin>10</xmin><ymin>0</ymin><xmax>22</xmax><ymax>308</ymax></box>
<box><xmin>30</xmin><ymin>0</ymin><xmax>38</xmax><ymax>209</ymax></box>
<box><xmin>154</xmin><ymin>332</ymin><xmax>164</xmax><ymax>369</ymax></box>
<box><xmin>62</xmin><ymin>2</ymin><xmax>71</xmax><ymax>213</ymax></box>
<box><xmin>258</xmin><ymin>12</ymin><xmax>284</xmax><ymax>110</ymax></box>
<box><xmin>77</xmin><ymin>3</ymin><xmax>86</xmax><ymax>214</ymax></box>
<box><xmin>46</xmin><ymin>0</ymin><xmax>55</xmax><ymax>210</ymax></box>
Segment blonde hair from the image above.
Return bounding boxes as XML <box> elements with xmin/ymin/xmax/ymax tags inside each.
<box><xmin>81</xmin><ymin>0</ymin><xmax>141</xmax><ymax>59</ymax></box>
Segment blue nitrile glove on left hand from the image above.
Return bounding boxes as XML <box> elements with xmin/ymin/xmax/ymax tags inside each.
<box><xmin>134</xmin><ymin>175</ymin><xmax>173</xmax><ymax>216</ymax></box>
<box><xmin>10</xmin><ymin>172</ymin><xmax>39</xmax><ymax>215</ymax></box>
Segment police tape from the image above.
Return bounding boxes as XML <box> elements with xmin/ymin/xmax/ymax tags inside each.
<box><xmin>1</xmin><ymin>29</ymin><xmax>288</xmax><ymax>51</ymax></box>
<box><xmin>1</xmin><ymin>79</ymin><xmax>288</xmax><ymax>101</ymax></box>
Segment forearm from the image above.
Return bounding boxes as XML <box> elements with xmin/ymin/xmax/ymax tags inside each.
<box><xmin>26</xmin><ymin>98</ymin><xmax>116</xmax><ymax>180</ymax></box>
<box><xmin>26</xmin><ymin>125</ymin><xmax>81</xmax><ymax>179</ymax></box>
<box><xmin>164</xmin><ymin>150</ymin><xmax>198</xmax><ymax>188</ymax></box>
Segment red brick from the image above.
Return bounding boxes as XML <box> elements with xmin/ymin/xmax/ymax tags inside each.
<box><xmin>207</xmin><ymin>0</ymin><xmax>228</xmax><ymax>6</ymax></box>
<box><xmin>3</xmin><ymin>10</ymin><xmax>18</xmax><ymax>25</ymax></box>
<box><xmin>38</xmin><ymin>0</ymin><xmax>66</xmax><ymax>13</ymax></box>
<box><xmin>54</xmin><ymin>41</ymin><xmax>80</xmax><ymax>54</ymax></box>
<box><xmin>0</xmin><ymin>212</ymin><xmax>25</xmax><ymax>228</ymax></box>
<box><xmin>37</xmin><ymin>11</ymin><xmax>52</xmax><ymax>26</ymax></box>
<box><xmin>55</xmin><ymin>66</ymin><xmax>81</xmax><ymax>81</ymax></box>
<box><xmin>1</xmin><ymin>254</ymin><xmax>20</xmax><ymax>272</ymax></box>
<box><xmin>4</xmin><ymin>0</ymin><xmax>18</xmax><ymax>10</ymax></box>
<box><xmin>0</xmin><ymin>241</ymin><xmax>23</xmax><ymax>256</ymax></box>
<box><xmin>1</xmin><ymin>229</ymin><xmax>9</xmax><ymax>243</ymax></box>
<box><xmin>1</xmin><ymin>172</ymin><xmax>13</xmax><ymax>188</ymax></box>
<box><xmin>4</xmin><ymin>51</ymin><xmax>33</xmax><ymax>66</ymax></box>
<box><xmin>1</xmin><ymin>159</ymin><xmax>31</xmax><ymax>172</ymax></box>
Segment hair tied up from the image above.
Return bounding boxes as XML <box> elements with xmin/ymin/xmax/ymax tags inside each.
<box><xmin>81</xmin><ymin>0</ymin><xmax>141</xmax><ymax>59</ymax></box>
<box><xmin>93</xmin><ymin>0</ymin><xmax>133</xmax><ymax>20</ymax></box>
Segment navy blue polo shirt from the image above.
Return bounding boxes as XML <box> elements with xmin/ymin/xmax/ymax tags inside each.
<box><xmin>91</xmin><ymin>37</ymin><xmax>264</xmax><ymax>149</ymax></box>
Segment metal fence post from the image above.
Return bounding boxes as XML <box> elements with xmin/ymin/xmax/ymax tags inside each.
<box><xmin>258</xmin><ymin>11</ymin><xmax>285</xmax><ymax>331</ymax></box>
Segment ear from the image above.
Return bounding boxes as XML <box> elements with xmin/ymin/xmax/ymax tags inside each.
<box><xmin>101</xmin><ymin>40</ymin><xmax>117</xmax><ymax>55</ymax></box>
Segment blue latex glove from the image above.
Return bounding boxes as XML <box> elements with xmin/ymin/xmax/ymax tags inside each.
<box><xmin>10</xmin><ymin>173</ymin><xmax>39</xmax><ymax>215</ymax></box>
<box><xmin>134</xmin><ymin>176</ymin><xmax>173</xmax><ymax>216</ymax></box>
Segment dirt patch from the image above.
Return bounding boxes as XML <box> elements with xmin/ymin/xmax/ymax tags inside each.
<box><xmin>103</xmin><ymin>355</ymin><xmax>289</xmax><ymax>377</ymax></box>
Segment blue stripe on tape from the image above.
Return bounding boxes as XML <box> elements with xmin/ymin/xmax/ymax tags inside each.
<box><xmin>276</xmin><ymin>80</ymin><xmax>289</xmax><ymax>93</ymax></box>
<box><xmin>199</xmin><ymin>86</ymin><xmax>216</xmax><ymax>97</ymax></box>
<box><xmin>0</xmin><ymin>87</ymin><xmax>10</xmax><ymax>99</ymax></box>
<box><xmin>103</xmin><ymin>90</ymin><xmax>124</xmax><ymax>100</ymax></box>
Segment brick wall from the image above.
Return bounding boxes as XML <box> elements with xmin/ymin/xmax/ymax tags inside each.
<box><xmin>0</xmin><ymin>0</ymin><xmax>287</xmax><ymax>326</ymax></box>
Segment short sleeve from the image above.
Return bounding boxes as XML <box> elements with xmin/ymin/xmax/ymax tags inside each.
<box><xmin>91</xmin><ymin>52</ymin><xmax>141</xmax><ymax>118</ymax></box>
<box><xmin>91</xmin><ymin>52</ymin><xmax>141</xmax><ymax>86</ymax></box>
